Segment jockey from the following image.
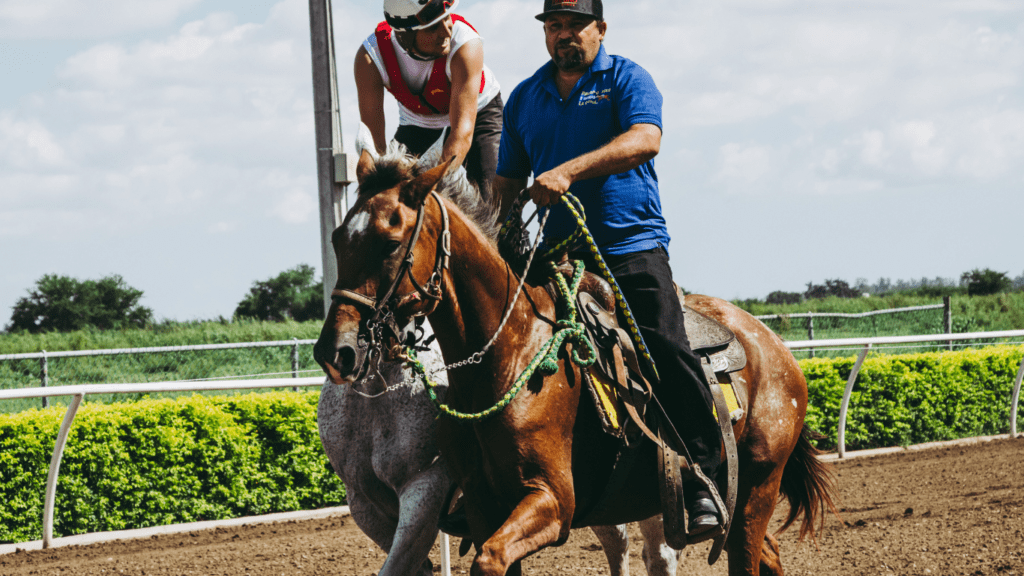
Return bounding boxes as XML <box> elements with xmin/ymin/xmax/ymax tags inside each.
<box><xmin>355</xmin><ymin>0</ymin><xmax>504</xmax><ymax>212</ymax></box>
<box><xmin>492</xmin><ymin>0</ymin><xmax>724</xmax><ymax>536</ymax></box>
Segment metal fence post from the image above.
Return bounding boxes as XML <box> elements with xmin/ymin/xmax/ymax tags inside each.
<box><xmin>292</xmin><ymin>338</ymin><xmax>300</xmax><ymax>392</ymax></box>
<box><xmin>837</xmin><ymin>344</ymin><xmax>871</xmax><ymax>459</ymax></box>
<box><xmin>1010</xmin><ymin>351</ymin><xmax>1024</xmax><ymax>437</ymax></box>
<box><xmin>807</xmin><ymin>314</ymin><xmax>815</xmax><ymax>359</ymax></box>
<box><xmin>943</xmin><ymin>296</ymin><xmax>952</xmax><ymax>351</ymax></box>
<box><xmin>43</xmin><ymin>393</ymin><xmax>84</xmax><ymax>548</ymax></box>
<box><xmin>40</xmin><ymin>351</ymin><xmax>49</xmax><ymax>409</ymax></box>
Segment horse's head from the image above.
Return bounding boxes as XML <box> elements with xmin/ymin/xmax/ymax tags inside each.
<box><xmin>314</xmin><ymin>143</ymin><xmax>457</xmax><ymax>385</ymax></box>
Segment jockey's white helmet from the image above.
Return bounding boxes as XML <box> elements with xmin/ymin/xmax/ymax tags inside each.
<box><xmin>384</xmin><ymin>0</ymin><xmax>459</xmax><ymax>31</ymax></box>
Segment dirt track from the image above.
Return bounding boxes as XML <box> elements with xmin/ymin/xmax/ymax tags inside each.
<box><xmin>3</xmin><ymin>437</ymin><xmax>1023</xmax><ymax>576</ymax></box>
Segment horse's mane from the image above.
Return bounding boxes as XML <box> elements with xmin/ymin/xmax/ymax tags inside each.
<box><xmin>357</xmin><ymin>141</ymin><xmax>501</xmax><ymax>241</ymax></box>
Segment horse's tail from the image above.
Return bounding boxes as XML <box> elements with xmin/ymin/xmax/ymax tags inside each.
<box><xmin>775</xmin><ymin>425</ymin><xmax>841</xmax><ymax>543</ymax></box>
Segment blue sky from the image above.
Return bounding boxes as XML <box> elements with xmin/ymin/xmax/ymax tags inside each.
<box><xmin>2</xmin><ymin>0</ymin><xmax>1022</xmax><ymax>321</ymax></box>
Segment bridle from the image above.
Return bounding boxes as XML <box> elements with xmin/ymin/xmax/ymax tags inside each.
<box><xmin>331</xmin><ymin>190</ymin><xmax>451</xmax><ymax>358</ymax></box>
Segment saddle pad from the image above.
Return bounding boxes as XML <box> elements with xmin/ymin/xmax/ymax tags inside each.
<box><xmin>586</xmin><ymin>368</ymin><xmax>624</xmax><ymax>432</ymax></box>
<box><xmin>584</xmin><ymin>368</ymin><xmax>743</xmax><ymax>436</ymax></box>
<box><xmin>712</xmin><ymin>382</ymin><xmax>742</xmax><ymax>419</ymax></box>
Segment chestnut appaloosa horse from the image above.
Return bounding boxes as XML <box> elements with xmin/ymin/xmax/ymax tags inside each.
<box><xmin>314</xmin><ymin>149</ymin><xmax>838</xmax><ymax>576</ymax></box>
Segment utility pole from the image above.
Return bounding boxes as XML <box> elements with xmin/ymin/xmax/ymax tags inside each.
<box><xmin>308</xmin><ymin>0</ymin><xmax>354</xmax><ymax>315</ymax></box>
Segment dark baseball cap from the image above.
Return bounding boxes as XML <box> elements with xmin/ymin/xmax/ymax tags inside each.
<box><xmin>535</xmin><ymin>0</ymin><xmax>603</xmax><ymax>22</ymax></box>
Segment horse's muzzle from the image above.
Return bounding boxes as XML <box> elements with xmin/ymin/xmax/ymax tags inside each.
<box><xmin>314</xmin><ymin>332</ymin><xmax>371</xmax><ymax>385</ymax></box>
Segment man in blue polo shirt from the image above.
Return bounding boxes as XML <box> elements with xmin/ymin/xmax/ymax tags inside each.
<box><xmin>493</xmin><ymin>0</ymin><xmax>723</xmax><ymax>537</ymax></box>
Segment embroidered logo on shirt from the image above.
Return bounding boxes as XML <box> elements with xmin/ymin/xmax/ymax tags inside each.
<box><xmin>579</xmin><ymin>88</ymin><xmax>611</xmax><ymax>106</ymax></box>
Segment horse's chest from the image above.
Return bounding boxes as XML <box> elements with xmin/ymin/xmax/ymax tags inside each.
<box><xmin>318</xmin><ymin>358</ymin><xmax>448</xmax><ymax>489</ymax></box>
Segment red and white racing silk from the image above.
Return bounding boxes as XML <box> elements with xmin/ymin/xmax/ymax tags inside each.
<box><xmin>363</xmin><ymin>16</ymin><xmax>500</xmax><ymax>129</ymax></box>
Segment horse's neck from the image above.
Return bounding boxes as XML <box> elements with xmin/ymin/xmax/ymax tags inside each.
<box><xmin>427</xmin><ymin>204</ymin><xmax>546</xmax><ymax>374</ymax></box>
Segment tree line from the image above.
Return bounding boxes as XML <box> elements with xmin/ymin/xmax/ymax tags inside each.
<box><xmin>761</xmin><ymin>268</ymin><xmax>1024</xmax><ymax>306</ymax></box>
<box><xmin>5</xmin><ymin>265</ymin><xmax>324</xmax><ymax>334</ymax></box>
<box><xmin>5</xmin><ymin>266</ymin><xmax>1023</xmax><ymax>334</ymax></box>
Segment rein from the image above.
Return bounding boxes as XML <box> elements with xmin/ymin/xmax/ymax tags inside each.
<box><xmin>407</xmin><ymin>258</ymin><xmax>596</xmax><ymax>420</ymax></box>
<box><xmin>407</xmin><ymin>191</ymin><xmax>649</xmax><ymax>421</ymax></box>
<box><xmin>427</xmin><ymin>201</ymin><xmax>552</xmax><ymax>376</ymax></box>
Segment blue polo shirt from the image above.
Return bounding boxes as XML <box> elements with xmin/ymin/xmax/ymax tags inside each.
<box><xmin>497</xmin><ymin>45</ymin><xmax>670</xmax><ymax>255</ymax></box>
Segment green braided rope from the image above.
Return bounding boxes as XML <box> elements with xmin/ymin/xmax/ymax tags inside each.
<box><xmin>406</xmin><ymin>259</ymin><xmax>596</xmax><ymax>420</ymax></box>
<box><xmin>542</xmin><ymin>193</ymin><xmax>661</xmax><ymax>381</ymax></box>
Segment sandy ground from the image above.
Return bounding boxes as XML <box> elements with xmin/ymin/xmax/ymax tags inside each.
<box><xmin>3</xmin><ymin>436</ymin><xmax>1023</xmax><ymax>576</ymax></box>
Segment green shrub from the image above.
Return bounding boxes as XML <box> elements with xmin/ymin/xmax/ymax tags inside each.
<box><xmin>8</xmin><ymin>274</ymin><xmax>153</xmax><ymax>333</ymax></box>
<box><xmin>0</xmin><ymin>392</ymin><xmax>343</xmax><ymax>544</ymax></box>
<box><xmin>234</xmin><ymin>265</ymin><xmax>324</xmax><ymax>323</ymax></box>
<box><xmin>801</xmin><ymin>345</ymin><xmax>1024</xmax><ymax>450</ymax></box>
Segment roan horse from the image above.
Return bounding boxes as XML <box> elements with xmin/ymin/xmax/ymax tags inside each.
<box><xmin>314</xmin><ymin>144</ymin><xmax>838</xmax><ymax>575</ymax></box>
<box><xmin>316</xmin><ymin>135</ymin><xmax>685</xmax><ymax>576</ymax></box>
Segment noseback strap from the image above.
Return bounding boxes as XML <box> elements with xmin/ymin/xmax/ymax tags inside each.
<box><xmin>332</xmin><ymin>289</ymin><xmax>377</xmax><ymax>309</ymax></box>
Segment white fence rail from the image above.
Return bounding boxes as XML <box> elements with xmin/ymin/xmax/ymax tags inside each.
<box><xmin>1</xmin><ymin>330</ymin><xmax>1023</xmax><ymax>550</ymax></box>
<box><xmin>0</xmin><ymin>340</ymin><xmax>320</xmax><ymax>407</ymax></box>
<box><xmin>755</xmin><ymin>302</ymin><xmax>951</xmax><ymax>357</ymax></box>
<box><xmin>754</xmin><ymin>303</ymin><xmax>946</xmax><ymax>321</ymax></box>
<box><xmin>0</xmin><ymin>340</ymin><xmax>319</xmax><ymax>362</ymax></box>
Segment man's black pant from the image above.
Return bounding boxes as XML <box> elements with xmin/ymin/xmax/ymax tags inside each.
<box><xmin>393</xmin><ymin>93</ymin><xmax>503</xmax><ymax>211</ymax></box>
<box><xmin>575</xmin><ymin>246</ymin><xmax>722</xmax><ymax>484</ymax></box>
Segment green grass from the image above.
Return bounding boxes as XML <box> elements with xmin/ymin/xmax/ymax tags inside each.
<box><xmin>734</xmin><ymin>292</ymin><xmax>1024</xmax><ymax>359</ymax></box>
<box><xmin>0</xmin><ymin>317</ymin><xmax>323</xmax><ymax>355</ymax></box>
<box><xmin>734</xmin><ymin>292</ymin><xmax>1024</xmax><ymax>332</ymax></box>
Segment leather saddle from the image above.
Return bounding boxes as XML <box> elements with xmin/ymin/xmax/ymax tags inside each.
<box><xmin>552</xmin><ymin>263</ymin><xmax>746</xmax><ymax>561</ymax></box>
<box><xmin>560</xmin><ymin>265</ymin><xmax>748</xmax><ymax>436</ymax></box>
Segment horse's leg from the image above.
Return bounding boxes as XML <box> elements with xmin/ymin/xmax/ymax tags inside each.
<box><xmin>637</xmin><ymin>515</ymin><xmax>680</xmax><ymax>576</ymax></box>
<box><xmin>590</xmin><ymin>524</ymin><xmax>630</xmax><ymax>576</ymax></box>
<box><xmin>346</xmin><ymin>486</ymin><xmax>400</xmax><ymax>556</ymax></box>
<box><xmin>471</xmin><ymin>484</ymin><xmax>574</xmax><ymax>576</ymax></box>
<box><xmin>724</xmin><ymin>463</ymin><xmax>786</xmax><ymax>576</ymax></box>
<box><xmin>377</xmin><ymin>465</ymin><xmax>451</xmax><ymax>576</ymax></box>
<box><xmin>759</xmin><ymin>533</ymin><xmax>783</xmax><ymax>576</ymax></box>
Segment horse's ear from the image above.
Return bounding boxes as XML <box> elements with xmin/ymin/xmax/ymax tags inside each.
<box><xmin>400</xmin><ymin>156</ymin><xmax>457</xmax><ymax>208</ymax></box>
<box><xmin>356</xmin><ymin>149</ymin><xmax>375</xmax><ymax>185</ymax></box>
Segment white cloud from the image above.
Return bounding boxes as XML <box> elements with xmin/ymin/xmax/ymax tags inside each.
<box><xmin>208</xmin><ymin>221</ymin><xmax>237</xmax><ymax>234</ymax></box>
<box><xmin>271</xmin><ymin>188</ymin><xmax>317</xmax><ymax>224</ymax></box>
<box><xmin>858</xmin><ymin>130</ymin><xmax>886</xmax><ymax>167</ymax></box>
<box><xmin>0</xmin><ymin>0</ymin><xmax>202</xmax><ymax>39</ymax></box>
<box><xmin>0</xmin><ymin>113</ymin><xmax>65</xmax><ymax>168</ymax></box>
<box><xmin>2</xmin><ymin>0</ymin><xmax>1023</xmax><ymax>317</ymax></box>
<box><xmin>1</xmin><ymin>0</ymin><xmax>320</xmax><ymax>239</ymax></box>
<box><xmin>715</xmin><ymin>143</ymin><xmax>775</xmax><ymax>190</ymax></box>
<box><xmin>892</xmin><ymin>121</ymin><xmax>946</xmax><ymax>175</ymax></box>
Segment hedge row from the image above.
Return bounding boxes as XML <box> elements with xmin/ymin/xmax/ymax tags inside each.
<box><xmin>0</xmin><ymin>392</ymin><xmax>344</xmax><ymax>543</ymax></box>
<box><xmin>801</xmin><ymin>345</ymin><xmax>1024</xmax><ymax>450</ymax></box>
<box><xmin>2</xmin><ymin>346</ymin><xmax>1022</xmax><ymax>543</ymax></box>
